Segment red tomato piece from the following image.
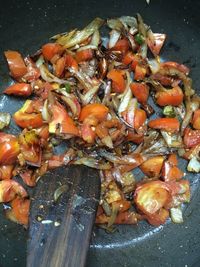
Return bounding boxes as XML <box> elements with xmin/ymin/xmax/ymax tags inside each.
<box><xmin>4</xmin><ymin>50</ymin><xmax>27</xmax><ymax>79</ymax></box>
<box><xmin>42</xmin><ymin>43</ymin><xmax>63</xmax><ymax>61</ymax></box>
<box><xmin>155</xmin><ymin>86</ymin><xmax>183</xmax><ymax>106</ymax></box>
<box><xmin>4</xmin><ymin>83</ymin><xmax>32</xmax><ymax>97</ymax></box>
<box><xmin>107</xmin><ymin>69</ymin><xmax>126</xmax><ymax>93</ymax></box>
<box><xmin>130</xmin><ymin>82</ymin><xmax>149</xmax><ymax>104</ymax></box>
<box><xmin>148</xmin><ymin>118</ymin><xmax>180</xmax><ymax>133</ymax></box>
<box><xmin>183</xmin><ymin>128</ymin><xmax>200</xmax><ymax>148</ymax></box>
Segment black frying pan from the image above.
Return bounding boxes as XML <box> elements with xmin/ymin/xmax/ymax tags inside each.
<box><xmin>0</xmin><ymin>0</ymin><xmax>200</xmax><ymax>266</ymax></box>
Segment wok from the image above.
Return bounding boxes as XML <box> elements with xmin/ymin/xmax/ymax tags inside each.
<box><xmin>0</xmin><ymin>0</ymin><xmax>200</xmax><ymax>266</ymax></box>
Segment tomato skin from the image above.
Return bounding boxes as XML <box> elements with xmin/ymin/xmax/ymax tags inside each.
<box><xmin>155</xmin><ymin>86</ymin><xmax>183</xmax><ymax>106</ymax></box>
<box><xmin>42</xmin><ymin>43</ymin><xmax>63</xmax><ymax>61</ymax></box>
<box><xmin>134</xmin><ymin>181</ymin><xmax>171</xmax><ymax>215</ymax></box>
<box><xmin>161</xmin><ymin>61</ymin><xmax>189</xmax><ymax>75</ymax></box>
<box><xmin>162</xmin><ymin>154</ymin><xmax>183</xmax><ymax>182</ymax></box>
<box><xmin>81</xmin><ymin>123</ymin><xmax>96</xmax><ymax>143</ymax></box>
<box><xmin>65</xmin><ymin>54</ymin><xmax>78</xmax><ymax>71</ymax></box>
<box><xmin>107</xmin><ymin>69</ymin><xmax>126</xmax><ymax>93</ymax></box>
<box><xmin>122</xmin><ymin>52</ymin><xmax>139</xmax><ymax>70</ymax></box>
<box><xmin>75</xmin><ymin>49</ymin><xmax>93</xmax><ymax>63</ymax></box>
<box><xmin>0</xmin><ymin>165</ymin><xmax>14</xmax><ymax>180</ymax></box>
<box><xmin>112</xmin><ymin>38</ymin><xmax>130</xmax><ymax>54</ymax></box>
<box><xmin>134</xmin><ymin>64</ymin><xmax>147</xmax><ymax>80</ymax></box>
<box><xmin>0</xmin><ymin>136</ymin><xmax>20</xmax><ymax>165</ymax></box>
<box><xmin>49</xmin><ymin>102</ymin><xmax>79</xmax><ymax>136</ymax></box>
<box><xmin>126</xmin><ymin>131</ymin><xmax>144</xmax><ymax>144</ymax></box>
<box><xmin>4</xmin><ymin>50</ymin><xmax>27</xmax><ymax>79</ymax></box>
<box><xmin>54</xmin><ymin>56</ymin><xmax>66</xmax><ymax>77</ymax></box>
<box><xmin>5</xmin><ymin>197</ymin><xmax>30</xmax><ymax>226</ymax></box>
<box><xmin>145</xmin><ymin>208</ymin><xmax>169</xmax><ymax>226</ymax></box>
<box><xmin>130</xmin><ymin>82</ymin><xmax>149</xmax><ymax>104</ymax></box>
<box><xmin>79</xmin><ymin>103</ymin><xmax>109</xmax><ymax>122</ymax></box>
<box><xmin>134</xmin><ymin>109</ymin><xmax>147</xmax><ymax>131</ymax></box>
<box><xmin>192</xmin><ymin>109</ymin><xmax>200</xmax><ymax>130</ymax></box>
<box><xmin>23</xmin><ymin>57</ymin><xmax>40</xmax><ymax>82</ymax></box>
<box><xmin>148</xmin><ymin>118</ymin><xmax>180</xmax><ymax>133</ymax></box>
<box><xmin>4</xmin><ymin>83</ymin><xmax>32</xmax><ymax>97</ymax></box>
<box><xmin>140</xmin><ymin>156</ymin><xmax>165</xmax><ymax>177</ymax></box>
<box><xmin>13</xmin><ymin>100</ymin><xmax>43</xmax><ymax>129</ymax></box>
<box><xmin>183</xmin><ymin>128</ymin><xmax>200</xmax><ymax>148</ymax></box>
<box><xmin>147</xmin><ymin>33</ymin><xmax>166</xmax><ymax>56</ymax></box>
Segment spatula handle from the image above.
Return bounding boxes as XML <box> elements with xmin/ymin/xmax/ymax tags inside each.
<box><xmin>27</xmin><ymin>165</ymin><xmax>100</xmax><ymax>267</ymax></box>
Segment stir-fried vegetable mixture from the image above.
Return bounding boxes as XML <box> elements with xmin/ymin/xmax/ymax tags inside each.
<box><xmin>0</xmin><ymin>14</ymin><xmax>198</xmax><ymax>229</ymax></box>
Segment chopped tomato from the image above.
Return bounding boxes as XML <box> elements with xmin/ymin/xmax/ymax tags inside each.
<box><xmin>79</xmin><ymin>103</ymin><xmax>109</xmax><ymax>122</ymax></box>
<box><xmin>65</xmin><ymin>54</ymin><xmax>78</xmax><ymax>71</ymax></box>
<box><xmin>155</xmin><ymin>86</ymin><xmax>183</xmax><ymax>106</ymax></box>
<box><xmin>23</xmin><ymin>57</ymin><xmax>40</xmax><ymax>82</ymax></box>
<box><xmin>183</xmin><ymin>128</ymin><xmax>200</xmax><ymax>148</ymax></box>
<box><xmin>54</xmin><ymin>56</ymin><xmax>66</xmax><ymax>77</ymax></box>
<box><xmin>4</xmin><ymin>50</ymin><xmax>27</xmax><ymax>79</ymax></box>
<box><xmin>130</xmin><ymin>82</ymin><xmax>149</xmax><ymax>104</ymax></box>
<box><xmin>140</xmin><ymin>156</ymin><xmax>165</xmax><ymax>177</ymax></box>
<box><xmin>95</xmin><ymin>211</ymin><xmax>139</xmax><ymax>224</ymax></box>
<box><xmin>0</xmin><ymin>180</ymin><xmax>27</xmax><ymax>202</ymax></box>
<box><xmin>75</xmin><ymin>48</ymin><xmax>93</xmax><ymax>63</ymax></box>
<box><xmin>112</xmin><ymin>38</ymin><xmax>130</xmax><ymax>54</ymax></box>
<box><xmin>134</xmin><ymin>109</ymin><xmax>147</xmax><ymax>132</ymax></box>
<box><xmin>148</xmin><ymin>118</ymin><xmax>180</xmax><ymax>133</ymax></box>
<box><xmin>81</xmin><ymin>123</ymin><xmax>96</xmax><ymax>143</ymax></box>
<box><xmin>0</xmin><ymin>135</ymin><xmax>20</xmax><ymax>165</ymax></box>
<box><xmin>4</xmin><ymin>83</ymin><xmax>32</xmax><ymax>97</ymax></box>
<box><xmin>107</xmin><ymin>69</ymin><xmax>126</xmax><ymax>93</ymax></box>
<box><xmin>19</xmin><ymin>169</ymin><xmax>36</xmax><ymax>187</ymax></box>
<box><xmin>122</xmin><ymin>52</ymin><xmax>140</xmax><ymax>71</ymax></box>
<box><xmin>5</xmin><ymin>197</ymin><xmax>30</xmax><ymax>226</ymax></box>
<box><xmin>147</xmin><ymin>33</ymin><xmax>166</xmax><ymax>56</ymax></box>
<box><xmin>134</xmin><ymin>181</ymin><xmax>171</xmax><ymax>215</ymax></box>
<box><xmin>145</xmin><ymin>208</ymin><xmax>169</xmax><ymax>226</ymax></box>
<box><xmin>0</xmin><ymin>165</ymin><xmax>14</xmax><ymax>180</ymax></box>
<box><xmin>41</xmin><ymin>43</ymin><xmax>63</xmax><ymax>61</ymax></box>
<box><xmin>49</xmin><ymin>102</ymin><xmax>79</xmax><ymax>136</ymax></box>
<box><xmin>18</xmin><ymin>130</ymin><xmax>42</xmax><ymax>167</ymax></box>
<box><xmin>126</xmin><ymin>131</ymin><xmax>144</xmax><ymax>144</ymax></box>
<box><xmin>161</xmin><ymin>61</ymin><xmax>189</xmax><ymax>75</ymax></box>
<box><xmin>13</xmin><ymin>100</ymin><xmax>43</xmax><ymax>129</ymax></box>
<box><xmin>134</xmin><ymin>64</ymin><xmax>147</xmax><ymax>80</ymax></box>
<box><xmin>162</xmin><ymin>154</ymin><xmax>183</xmax><ymax>182</ymax></box>
<box><xmin>192</xmin><ymin>109</ymin><xmax>200</xmax><ymax>130</ymax></box>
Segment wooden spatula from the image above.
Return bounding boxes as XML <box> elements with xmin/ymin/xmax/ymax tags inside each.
<box><xmin>26</xmin><ymin>165</ymin><xmax>100</xmax><ymax>267</ymax></box>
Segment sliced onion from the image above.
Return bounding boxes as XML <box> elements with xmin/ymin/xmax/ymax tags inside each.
<box><xmin>161</xmin><ymin>131</ymin><xmax>183</xmax><ymax>148</ymax></box>
<box><xmin>187</xmin><ymin>157</ymin><xmax>200</xmax><ymax>173</ymax></box>
<box><xmin>40</xmin><ymin>64</ymin><xmax>69</xmax><ymax>84</ymax></box>
<box><xmin>54</xmin><ymin>184</ymin><xmax>69</xmax><ymax>202</ymax></box>
<box><xmin>69</xmin><ymin>68</ymin><xmax>94</xmax><ymax>91</ymax></box>
<box><xmin>119</xmin><ymin>16</ymin><xmax>137</xmax><ymax>29</ymax></box>
<box><xmin>79</xmin><ymin>84</ymin><xmax>100</xmax><ymax>105</ymax></box>
<box><xmin>181</xmin><ymin>96</ymin><xmax>200</xmax><ymax>134</ymax></box>
<box><xmin>41</xmin><ymin>99</ymin><xmax>50</xmax><ymax>121</ymax></box>
<box><xmin>148</xmin><ymin>58</ymin><xmax>160</xmax><ymax>74</ymax></box>
<box><xmin>77</xmin><ymin>45</ymin><xmax>97</xmax><ymax>52</ymax></box>
<box><xmin>118</xmin><ymin>71</ymin><xmax>132</xmax><ymax>115</ymax></box>
<box><xmin>170</xmin><ymin>206</ymin><xmax>183</xmax><ymax>224</ymax></box>
<box><xmin>0</xmin><ymin>112</ymin><xmax>11</xmax><ymax>129</ymax></box>
<box><xmin>35</xmin><ymin>56</ymin><xmax>44</xmax><ymax>68</ymax></box>
<box><xmin>56</xmin><ymin>17</ymin><xmax>104</xmax><ymax>48</ymax></box>
<box><xmin>91</xmin><ymin>30</ymin><xmax>100</xmax><ymax>47</ymax></box>
<box><xmin>108</xmin><ymin>30</ymin><xmax>121</xmax><ymax>49</ymax></box>
<box><xmin>107</xmin><ymin>19</ymin><xmax>123</xmax><ymax>31</ymax></box>
<box><xmin>74</xmin><ymin>157</ymin><xmax>111</xmax><ymax>170</ymax></box>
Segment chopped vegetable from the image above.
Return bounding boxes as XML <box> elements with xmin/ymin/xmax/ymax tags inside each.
<box><xmin>0</xmin><ymin>14</ymin><xmax>197</xmax><ymax>230</ymax></box>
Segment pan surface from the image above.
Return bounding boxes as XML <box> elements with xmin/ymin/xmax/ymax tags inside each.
<box><xmin>0</xmin><ymin>0</ymin><xmax>200</xmax><ymax>266</ymax></box>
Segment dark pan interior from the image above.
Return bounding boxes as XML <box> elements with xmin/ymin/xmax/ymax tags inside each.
<box><xmin>0</xmin><ymin>0</ymin><xmax>200</xmax><ymax>266</ymax></box>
